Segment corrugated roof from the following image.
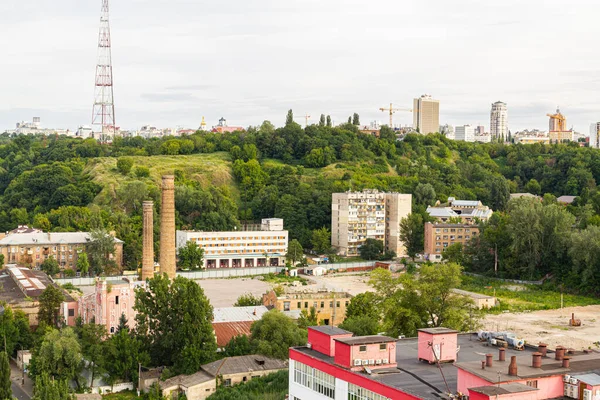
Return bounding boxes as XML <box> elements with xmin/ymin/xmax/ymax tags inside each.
<box><xmin>0</xmin><ymin>232</ymin><xmax>123</xmax><ymax>245</ymax></box>
<box><xmin>212</xmin><ymin>306</ymin><xmax>269</xmax><ymax>323</ymax></box>
<box><xmin>161</xmin><ymin>370</ymin><xmax>214</xmax><ymax>389</ymax></box>
<box><xmin>426</xmin><ymin>207</ymin><xmax>459</xmax><ymax>218</ymax></box>
<box><xmin>451</xmin><ymin>200</ymin><xmax>481</xmax><ymax>207</ymax></box>
<box><xmin>201</xmin><ymin>355</ymin><xmax>288</xmax><ymax>376</ymax></box>
<box><xmin>573</xmin><ymin>373</ymin><xmax>600</xmax><ymax>386</ymax></box>
<box><xmin>212</xmin><ymin>321</ymin><xmax>254</xmax><ymax>347</ymax></box>
<box><xmin>309</xmin><ymin>326</ymin><xmax>352</xmax><ymax>336</ymax></box>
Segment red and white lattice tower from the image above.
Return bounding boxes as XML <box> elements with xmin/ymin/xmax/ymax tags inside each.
<box><xmin>92</xmin><ymin>0</ymin><xmax>115</xmax><ymax>135</ymax></box>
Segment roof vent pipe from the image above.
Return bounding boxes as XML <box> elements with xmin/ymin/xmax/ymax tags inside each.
<box><xmin>508</xmin><ymin>356</ymin><xmax>518</xmax><ymax>376</ymax></box>
<box><xmin>498</xmin><ymin>348</ymin><xmax>506</xmax><ymax>361</ymax></box>
<box><xmin>532</xmin><ymin>352</ymin><xmax>542</xmax><ymax>368</ymax></box>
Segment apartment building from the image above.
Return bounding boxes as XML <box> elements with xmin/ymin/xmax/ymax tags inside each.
<box><xmin>413</xmin><ymin>94</ymin><xmax>440</xmax><ymax>134</ymax></box>
<box><xmin>490</xmin><ymin>101</ymin><xmax>508</xmax><ymax>142</ymax></box>
<box><xmin>590</xmin><ymin>122</ymin><xmax>600</xmax><ymax>149</ymax></box>
<box><xmin>331</xmin><ymin>190</ymin><xmax>412</xmax><ymax>257</ymax></box>
<box><xmin>175</xmin><ymin>218</ymin><xmax>288</xmax><ymax>269</ymax></box>
<box><xmin>426</xmin><ymin>197</ymin><xmax>493</xmax><ymax>223</ymax></box>
<box><xmin>262</xmin><ymin>290</ymin><xmax>352</xmax><ymax>326</ymax></box>
<box><xmin>455</xmin><ymin>125</ymin><xmax>476</xmax><ymax>142</ymax></box>
<box><xmin>0</xmin><ymin>229</ymin><xmax>124</xmax><ymax>271</ymax></box>
<box><xmin>423</xmin><ymin>222</ymin><xmax>480</xmax><ymax>262</ymax></box>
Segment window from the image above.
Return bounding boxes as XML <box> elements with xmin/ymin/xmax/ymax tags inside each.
<box><xmin>297</xmin><ymin>302</ymin><xmax>301</xmax><ymax>309</ymax></box>
<box><xmin>304</xmin><ymin>302</ymin><xmax>308</xmax><ymax>308</ymax></box>
<box><xmin>242</xmin><ymin>376</ymin><xmax>247</xmax><ymax>382</ymax></box>
<box><xmin>359</xmin><ymin>345</ymin><xmax>367</xmax><ymax>352</ymax></box>
<box><xmin>68</xmin><ymin>309</ymin><xmax>75</xmax><ymax>317</ymax></box>
<box><xmin>110</xmin><ymin>327</ymin><xmax>115</xmax><ymax>333</ymax></box>
<box><xmin>320</xmin><ymin>301</ymin><xmax>325</xmax><ymax>308</ymax></box>
<box><xmin>284</xmin><ymin>302</ymin><xmax>290</xmax><ymax>311</ymax></box>
<box><xmin>526</xmin><ymin>380</ymin><xmax>538</xmax><ymax>388</ymax></box>
<box><xmin>293</xmin><ymin>361</ymin><xmax>335</xmax><ymax>399</ymax></box>
<box><xmin>336</xmin><ymin>301</ymin><xmax>340</xmax><ymax>308</ymax></box>
<box><xmin>224</xmin><ymin>379</ymin><xmax>231</xmax><ymax>387</ymax></box>
<box><xmin>115</xmin><ymin>296</ymin><xmax>119</xmax><ymax>305</ymax></box>
<box><xmin>379</xmin><ymin>343</ymin><xmax>386</xmax><ymax>351</ymax></box>
<box><xmin>348</xmin><ymin>383</ymin><xmax>390</xmax><ymax>400</ymax></box>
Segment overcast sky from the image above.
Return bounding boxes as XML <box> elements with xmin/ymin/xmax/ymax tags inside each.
<box><xmin>2</xmin><ymin>0</ymin><xmax>600</xmax><ymax>133</ymax></box>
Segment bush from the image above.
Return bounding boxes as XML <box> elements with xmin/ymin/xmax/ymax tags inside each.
<box><xmin>116</xmin><ymin>157</ymin><xmax>134</xmax><ymax>175</ymax></box>
<box><xmin>234</xmin><ymin>293</ymin><xmax>262</xmax><ymax>307</ymax></box>
<box><xmin>135</xmin><ymin>166</ymin><xmax>150</xmax><ymax>178</ymax></box>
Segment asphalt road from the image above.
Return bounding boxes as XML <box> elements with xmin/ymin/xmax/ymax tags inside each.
<box><xmin>11</xmin><ymin>379</ymin><xmax>31</xmax><ymax>400</ymax></box>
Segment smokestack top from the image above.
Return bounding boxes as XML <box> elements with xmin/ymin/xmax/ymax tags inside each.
<box><xmin>162</xmin><ymin>175</ymin><xmax>175</xmax><ymax>183</ymax></box>
<box><xmin>532</xmin><ymin>352</ymin><xmax>542</xmax><ymax>368</ymax></box>
<box><xmin>485</xmin><ymin>354</ymin><xmax>493</xmax><ymax>367</ymax></box>
<box><xmin>498</xmin><ymin>347</ymin><xmax>506</xmax><ymax>361</ymax></box>
<box><xmin>562</xmin><ymin>356</ymin><xmax>571</xmax><ymax>368</ymax></box>
<box><xmin>508</xmin><ymin>356</ymin><xmax>518</xmax><ymax>376</ymax></box>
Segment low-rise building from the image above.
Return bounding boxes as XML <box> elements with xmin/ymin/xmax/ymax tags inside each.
<box><xmin>557</xmin><ymin>195</ymin><xmax>577</xmax><ymax>205</ymax></box>
<box><xmin>424</xmin><ymin>222</ymin><xmax>480</xmax><ymax>262</ymax></box>
<box><xmin>161</xmin><ymin>370</ymin><xmax>216</xmax><ymax>400</ymax></box>
<box><xmin>426</xmin><ymin>197</ymin><xmax>493</xmax><ymax>223</ymax></box>
<box><xmin>0</xmin><ymin>229</ymin><xmax>123</xmax><ymax>271</ymax></box>
<box><xmin>212</xmin><ymin>306</ymin><xmax>269</xmax><ymax>349</ymax></box>
<box><xmin>451</xmin><ymin>289</ymin><xmax>497</xmax><ymax>309</ymax></box>
<box><xmin>262</xmin><ymin>289</ymin><xmax>352</xmax><ymax>326</ymax></box>
<box><xmin>78</xmin><ymin>278</ymin><xmax>144</xmax><ymax>334</ymax></box>
<box><xmin>514</xmin><ymin>135</ymin><xmax>550</xmax><ymax>144</ymax></box>
<box><xmin>176</xmin><ymin>218</ymin><xmax>288</xmax><ymax>269</ymax></box>
<box><xmin>0</xmin><ymin>266</ymin><xmax>78</xmax><ymax>326</ymax></box>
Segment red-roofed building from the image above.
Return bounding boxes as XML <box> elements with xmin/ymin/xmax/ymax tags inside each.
<box><xmin>212</xmin><ymin>321</ymin><xmax>254</xmax><ymax>347</ymax></box>
<box><xmin>211</xmin><ymin>117</ymin><xmax>244</xmax><ymax>134</ymax></box>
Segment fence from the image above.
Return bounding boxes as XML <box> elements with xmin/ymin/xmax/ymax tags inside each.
<box><xmin>94</xmin><ymin>382</ymin><xmax>134</xmax><ymax>395</ymax></box>
<box><xmin>324</xmin><ymin>261</ymin><xmax>377</xmax><ymax>271</ymax></box>
<box><xmin>463</xmin><ymin>272</ymin><xmax>543</xmax><ymax>285</ymax></box>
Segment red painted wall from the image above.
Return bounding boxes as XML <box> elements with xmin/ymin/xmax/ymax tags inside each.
<box><xmin>334</xmin><ymin>341</ymin><xmax>352</xmax><ymax>368</ymax></box>
<box><xmin>291</xmin><ymin>348</ymin><xmax>421</xmax><ymax>400</ymax></box>
<box><xmin>308</xmin><ymin>327</ymin><xmax>353</xmax><ymax>357</ymax></box>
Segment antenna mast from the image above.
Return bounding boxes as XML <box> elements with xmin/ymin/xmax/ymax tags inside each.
<box><xmin>92</xmin><ymin>0</ymin><xmax>116</xmax><ymax>138</ymax></box>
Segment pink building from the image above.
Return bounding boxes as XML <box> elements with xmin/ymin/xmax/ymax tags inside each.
<box><xmin>417</xmin><ymin>327</ymin><xmax>458</xmax><ymax>363</ymax></box>
<box><xmin>79</xmin><ymin>278</ymin><xmax>144</xmax><ymax>334</ymax></box>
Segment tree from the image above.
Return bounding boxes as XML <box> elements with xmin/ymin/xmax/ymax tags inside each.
<box><xmin>489</xmin><ymin>176</ymin><xmax>510</xmax><ymax>211</ymax></box>
<box><xmin>311</xmin><ymin>227</ymin><xmax>330</xmax><ymax>254</ymax></box>
<box><xmin>79</xmin><ymin>321</ymin><xmax>107</xmax><ymax>387</ymax></box>
<box><xmin>40</xmin><ymin>256</ymin><xmax>60</xmax><ymax>277</ymax></box>
<box><xmin>339</xmin><ymin>315</ymin><xmax>381</xmax><ymax>336</ymax></box>
<box><xmin>399</xmin><ymin>213</ymin><xmax>424</xmax><ymax>260</ymax></box>
<box><xmin>104</xmin><ymin>315</ymin><xmax>149</xmax><ymax>385</ymax></box>
<box><xmin>76</xmin><ymin>253</ymin><xmax>89</xmax><ymax>275</ymax></box>
<box><xmin>359</xmin><ymin>238</ymin><xmax>383</xmax><ymax>260</ymax></box>
<box><xmin>135</xmin><ymin>165</ymin><xmax>151</xmax><ymax>178</ymax></box>
<box><xmin>285</xmin><ymin>109</ymin><xmax>294</xmax><ymax>126</ymax></box>
<box><xmin>177</xmin><ymin>241</ymin><xmax>205</xmax><ymax>270</ymax></box>
<box><xmin>286</xmin><ymin>239</ymin><xmax>304</xmax><ymax>265</ymax></box>
<box><xmin>38</xmin><ymin>285</ymin><xmax>65</xmax><ymax>328</ymax></box>
<box><xmin>234</xmin><ymin>293</ymin><xmax>262</xmax><ymax>307</ymax></box>
<box><xmin>33</xmin><ymin>328</ymin><xmax>82</xmax><ymax>384</ymax></box>
<box><xmin>0</xmin><ymin>305</ymin><xmax>33</xmax><ymax>357</ymax></box>
<box><xmin>297</xmin><ymin>307</ymin><xmax>318</xmax><ymax>329</ymax></box>
<box><xmin>352</xmin><ymin>113</ymin><xmax>360</xmax><ymax>125</ymax></box>
<box><xmin>116</xmin><ymin>157</ymin><xmax>134</xmax><ymax>175</ymax></box>
<box><xmin>319</xmin><ymin>114</ymin><xmax>326</xmax><ymax>126</ymax></box>
<box><xmin>0</xmin><ymin>352</ymin><xmax>11</xmax><ymax>400</ymax></box>
<box><xmin>32</xmin><ymin>372</ymin><xmax>74</xmax><ymax>400</ymax></box>
<box><xmin>145</xmin><ymin>382</ymin><xmax>166</xmax><ymax>400</ymax></box>
<box><xmin>250</xmin><ymin>310</ymin><xmax>306</xmax><ymax>359</ymax></box>
<box><xmin>135</xmin><ymin>275</ymin><xmax>217</xmax><ymax>374</ymax></box>
<box><xmin>414</xmin><ymin>183</ymin><xmax>437</xmax><ymax>207</ymax></box>
<box><xmin>326</xmin><ymin>115</ymin><xmax>332</xmax><ymax>127</ymax></box>
<box><xmin>524</xmin><ymin>179</ymin><xmax>542</xmax><ymax>196</ymax></box>
<box><xmin>223</xmin><ymin>335</ymin><xmax>252</xmax><ymax>357</ymax></box>
<box><xmin>442</xmin><ymin>243</ymin><xmax>464</xmax><ymax>264</ymax></box>
<box><xmin>87</xmin><ymin>229</ymin><xmax>117</xmax><ymax>275</ymax></box>
<box><xmin>345</xmin><ymin>292</ymin><xmax>381</xmax><ymax>320</ymax></box>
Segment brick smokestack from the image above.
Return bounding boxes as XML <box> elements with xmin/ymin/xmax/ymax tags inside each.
<box><xmin>141</xmin><ymin>201</ymin><xmax>154</xmax><ymax>281</ymax></box>
<box><xmin>508</xmin><ymin>356</ymin><xmax>518</xmax><ymax>376</ymax></box>
<box><xmin>159</xmin><ymin>175</ymin><xmax>176</xmax><ymax>279</ymax></box>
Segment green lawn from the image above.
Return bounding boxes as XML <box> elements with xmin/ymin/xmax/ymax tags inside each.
<box><xmin>102</xmin><ymin>390</ymin><xmax>140</xmax><ymax>399</ymax></box>
<box><xmin>460</xmin><ymin>275</ymin><xmax>600</xmax><ymax>313</ymax></box>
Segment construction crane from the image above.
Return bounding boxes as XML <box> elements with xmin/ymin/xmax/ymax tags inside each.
<box><xmin>547</xmin><ymin>107</ymin><xmax>567</xmax><ymax>132</ymax></box>
<box><xmin>294</xmin><ymin>114</ymin><xmax>311</xmax><ymax>127</ymax></box>
<box><xmin>379</xmin><ymin>103</ymin><xmax>412</xmax><ymax>128</ymax></box>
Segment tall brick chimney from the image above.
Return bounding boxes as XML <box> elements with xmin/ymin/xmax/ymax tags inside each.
<box><xmin>141</xmin><ymin>201</ymin><xmax>154</xmax><ymax>281</ymax></box>
<box><xmin>159</xmin><ymin>175</ymin><xmax>176</xmax><ymax>279</ymax></box>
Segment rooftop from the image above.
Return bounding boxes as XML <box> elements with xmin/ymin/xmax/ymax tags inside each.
<box><xmin>468</xmin><ymin>383</ymin><xmax>537</xmax><ymax>396</ymax></box>
<box><xmin>213</xmin><ymin>306</ymin><xmax>269</xmax><ymax>323</ymax></box>
<box><xmin>278</xmin><ymin>290</ymin><xmax>352</xmax><ymax>300</ymax></box>
<box><xmin>161</xmin><ymin>370</ymin><xmax>214</xmax><ymax>389</ymax></box>
<box><xmin>212</xmin><ymin>321</ymin><xmax>254</xmax><ymax>347</ymax></box>
<box><xmin>418</xmin><ymin>327</ymin><xmax>459</xmax><ymax>335</ymax></box>
<box><xmin>310</xmin><ymin>326</ymin><xmax>351</xmax><ymax>336</ymax></box>
<box><xmin>202</xmin><ymin>355</ymin><xmax>288</xmax><ymax>376</ymax></box>
<box><xmin>0</xmin><ymin>267</ymin><xmax>75</xmax><ymax>302</ymax></box>
<box><xmin>0</xmin><ymin>231</ymin><xmax>123</xmax><ymax>245</ymax></box>
<box><xmin>426</xmin><ymin>222</ymin><xmax>479</xmax><ymax>229</ymax></box>
<box><xmin>557</xmin><ymin>195</ymin><xmax>577</xmax><ymax>204</ymax></box>
<box><xmin>334</xmin><ymin>335</ymin><xmax>396</xmax><ymax>346</ymax></box>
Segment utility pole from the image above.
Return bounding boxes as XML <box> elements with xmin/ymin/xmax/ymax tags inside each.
<box><xmin>137</xmin><ymin>362</ymin><xmax>141</xmax><ymax>396</ymax></box>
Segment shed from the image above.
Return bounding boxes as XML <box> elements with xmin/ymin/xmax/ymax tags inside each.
<box><xmin>305</xmin><ymin>266</ymin><xmax>327</xmax><ymax>276</ymax></box>
<box><xmin>417</xmin><ymin>327</ymin><xmax>458</xmax><ymax>363</ymax></box>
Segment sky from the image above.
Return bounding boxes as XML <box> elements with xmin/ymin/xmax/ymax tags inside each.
<box><xmin>2</xmin><ymin>0</ymin><xmax>600</xmax><ymax>133</ymax></box>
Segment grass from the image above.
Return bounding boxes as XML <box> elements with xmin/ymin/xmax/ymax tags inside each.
<box><xmin>261</xmin><ymin>273</ymin><xmax>308</xmax><ymax>285</ymax></box>
<box><xmin>459</xmin><ymin>275</ymin><xmax>600</xmax><ymax>313</ymax></box>
<box><xmin>101</xmin><ymin>390</ymin><xmax>140</xmax><ymax>399</ymax></box>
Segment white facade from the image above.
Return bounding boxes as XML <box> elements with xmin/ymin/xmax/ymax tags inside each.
<box><xmin>590</xmin><ymin>123</ymin><xmax>600</xmax><ymax>149</ymax></box>
<box><xmin>490</xmin><ymin>101</ymin><xmax>508</xmax><ymax>141</ymax></box>
<box><xmin>474</xmin><ymin>134</ymin><xmax>492</xmax><ymax>143</ymax></box>
<box><xmin>440</xmin><ymin>124</ymin><xmax>455</xmax><ymax>140</ymax></box>
<box><xmin>455</xmin><ymin>125</ymin><xmax>476</xmax><ymax>142</ymax></box>
<box><xmin>176</xmin><ymin>219</ymin><xmax>288</xmax><ymax>269</ymax></box>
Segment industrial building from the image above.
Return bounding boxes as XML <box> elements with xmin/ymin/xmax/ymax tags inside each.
<box><xmin>262</xmin><ymin>289</ymin><xmax>351</xmax><ymax>326</ymax></box>
<box><xmin>413</xmin><ymin>95</ymin><xmax>440</xmax><ymax>134</ymax></box>
<box><xmin>331</xmin><ymin>190</ymin><xmax>412</xmax><ymax>257</ymax></box>
<box><xmin>490</xmin><ymin>101</ymin><xmax>508</xmax><ymax>142</ymax></box>
<box><xmin>176</xmin><ymin>218</ymin><xmax>288</xmax><ymax>269</ymax></box>
<box><xmin>426</xmin><ymin>198</ymin><xmax>493</xmax><ymax>224</ymax></box>
<box><xmin>423</xmin><ymin>222</ymin><xmax>480</xmax><ymax>262</ymax></box>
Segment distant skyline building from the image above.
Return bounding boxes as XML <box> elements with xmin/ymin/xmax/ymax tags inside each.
<box><xmin>490</xmin><ymin>101</ymin><xmax>508</xmax><ymax>142</ymax></box>
<box><xmin>413</xmin><ymin>94</ymin><xmax>440</xmax><ymax>134</ymax></box>
<box><xmin>548</xmin><ymin>108</ymin><xmax>573</xmax><ymax>143</ymax></box>
<box><xmin>590</xmin><ymin>122</ymin><xmax>600</xmax><ymax>149</ymax></box>
<box><xmin>476</xmin><ymin>125</ymin><xmax>485</xmax><ymax>135</ymax></box>
<box><xmin>455</xmin><ymin>125</ymin><xmax>475</xmax><ymax>142</ymax></box>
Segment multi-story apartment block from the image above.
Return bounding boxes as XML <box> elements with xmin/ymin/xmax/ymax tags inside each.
<box><xmin>263</xmin><ymin>290</ymin><xmax>352</xmax><ymax>326</ymax></box>
<box><xmin>331</xmin><ymin>190</ymin><xmax>411</xmax><ymax>257</ymax></box>
<box><xmin>175</xmin><ymin>218</ymin><xmax>288</xmax><ymax>269</ymax></box>
<box><xmin>426</xmin><ymin>197</ymin><xmax>493</xmax><ymax>224</ymax></box>
<box><xmin>490</xmin><ymin>101</ymin><xmax>508</xmax><ymax>142</ymax></box>
<box><xmin>0</xmin><ymin>229</ymin><xmax>124</xmax><ymax>271</ymax></box>
<box><xmin>455</xmin><ymin>125</ymin><xmax>476</xmax><ymax>142</ymax></box>
<box><xmin>413</xmin><ymin>94</ymin><xmax>440</xmax><ymax>134</ymax></box>
<box><xmin>424</xmin><ymin>222</ymin><xmax>480</xmax><ymax>262</ymax></box>
<box><xmin>590</xmin><ymin>123</ymin><xmax>600</xmax><ymax>149</ymax></box>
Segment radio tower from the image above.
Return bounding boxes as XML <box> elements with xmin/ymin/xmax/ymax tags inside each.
<box><xmin>92</xmin><ymin>0</ymin><xmax>115</xmax><ymax>137</ymax></box>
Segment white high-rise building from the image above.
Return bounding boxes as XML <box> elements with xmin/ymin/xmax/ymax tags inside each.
<box><xmin>455</xmin><ymin>125</ymin><xmax>476</xmax><ymax>142</ymax></box>
<box><xmin>490</xmin><ymin>101</ymin><xmax>508</xmax><ymax>142</ymax></box>
<box><xmin>413</xmin><ymin>94</ymin><xmax>440</xmax><ymax>134</ymax></box>
<box><xmin>590</xmin><ymin>123</ymin><xmax>600</xmax><ymax>149</ymax></box>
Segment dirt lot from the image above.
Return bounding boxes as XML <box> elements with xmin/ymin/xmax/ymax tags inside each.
<box><xmin>483</xmin><ymin>305</ymin><xmax>600</xmax><ymax>350</ymax></box>
<box><xmin>305</xmin><ymin>273</ymin><xmax>374</xmax><ymax>295</ymax></box>
<box><xmin>196</xmin><ymin>278</ymin><xmax>272</xmax><ymax>308</ymax></box>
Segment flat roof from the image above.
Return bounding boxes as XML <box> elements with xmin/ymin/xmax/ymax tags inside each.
<box><xmin>335</xmin><ymin>335</ymin><xmax>396</xmax><ymax>346</ymax></box>
<box><xmin>0</xmin><ymin>231</ymin><xmax>123</xmax><ymax>245</ymax></box>
<box><xmin>418</xmin><ymin>327</ymin><xmax>459</xmax><ymax>335</ymax></box>
<box><xmin>309</xmin><ymin>326</ymin><xmax>352</xmax><ymax>336</ymax></box>
<box><xmin>573</xmin><ymin>373</ymin><xmax>600</xmax><ymax>386</ymax></box>
<box><xmin>469</xmin><ymin>383</ymin><xmax>538</xmax><ymax>395</ymax></box>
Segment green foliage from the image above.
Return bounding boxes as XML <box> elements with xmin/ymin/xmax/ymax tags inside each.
<box><xmin>297</xmin><ymin>307</ymin><xmax>318</xmax><ymax>329</ymax></box>
<box><xmin>442</xmin><ymin>243</ymin><xmax>464</xmax><ymax>264</ymax></box>
<box><xmin>234</xmin><ymin>293</ymin><xmax>262</xmax><ymax>307</ymax></box>
<box><xmin>0</xmin><ymin>304</ymin><xmax>33</xmax><ymax>357</ymax></box>
<box><xmin>177</xmin><ymin>241</ymin><xmax>205</xmax><ymax>270</ymax></box>
<box><xmin>117</xmin><ymin>158</ymin><xmax>134</xmax><ymax>175</ymax></box>
<box><xmin>310</xmin><ymin>227</ymin><xmax>331</xmax><ymax>253</ymax></box>
<box><xmin>339</xmin><ymin>315</ymin><xmax>381</xmax><ymax>336</ymax></box>
<box><xmin>76</xmin><ymin>252</ymin><xmax>90</xmax><ymax>275</ymax></box>
<box><xmin>223</xmin><ymin>335</ymin><xmax>253</xmax><ymax>357</ymax></box>
<box><xmin>345</xmin><ymin>292</ymin><xmax>380</xmax><ymax>320</ymax></box>
<box><xmin>250</xmin><ymin>310</ymin><xmax>306</xmax><ymax>359</ymax></box>
<box><xmin>414</xmin><ymin>183</ymin><xmax>437</xmax><ymax>207</ymax></box>
<box><xmin>78</xmin><ymin>321</ymin><xmax>107</xmax><ymax>387</ymax></box>
<box><xmin>134</xmin><ymin>275</ymin><xmax>217</xmax><ymax>374</ymax></box>
<box><xmin>207</xmin><ymin>370</ymin><xmax>288</xmax><ymax>400</ymax></box>
<box><xmin>104</xmin><ymin>316</ymin><xmax>149</xmax><ymax>385</ymax></box>
<box><xmin>144</xmin><ymin>382</ymin><xmax>166</xmax><ymax>400</ymax></box>
<box><xmin>32</xmin><ymin>372</ymin><xmax>75</xmax><ymax>400</ymax></box>
<box><xmin>135</xmin><ymin>165</ymin><xmax>150</xmax><ymax>178</ymax></box>
<box><xmin>0</xmin><ymin>352</ymin><xmax>11</xmax><ymax>400</ymax></box>
<box><xmin>285</xmin><ymin>239</ymin><xmax>304</xmax><ymax>264</ymax></box>
<box><xmin>87</xmin><ymin>229</ymin><xmax>117</xmax><ymax>275</ymax></box>
<box><xmin>358</xmin><ymin>238</ymin><xmax>384</xmax><ymax>260</ymax></box>
<box><xmin>32</xmin><ymin>328</ymin><xmax>82</xmax><ymax>383</ymax></box>
<box><xmin>399</xmin><ymin>213</ymin><xmax>425</xmax><ymax>260</ymax></box>
<box><xmin>37</xmin><ymin>285</ymin><xmax>65</xmax><ymax>328</ymax></box>
<box><xmin>40</xmin><ymin>256</ymin><xmax>60</xmax><ymax>277</ymax></box>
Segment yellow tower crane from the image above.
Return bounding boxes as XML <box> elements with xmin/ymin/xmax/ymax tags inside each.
<box><xmin>379</xmin><ymin>103</ymin><xmax>412</xmax><ymax>128</ymax></box>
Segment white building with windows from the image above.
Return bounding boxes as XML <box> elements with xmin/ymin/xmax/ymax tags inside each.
<box><xmin>490</xmin><ymin>101</ymin><xmax>508</xmax><ymax>141</ymax></box>
<box><xmin>175</xmin><ymin>218</ymin><xmax>288</xmax><ymax>269</ymax></box>
<box><xmin>590</xmin><ymin>122</ymin><xmax>600</xmax><ymax>149</ymax></box>
<box><xmin>454</xmin><ymin>125</ymin><xmax>476</xmax><ymax>142</ymax></box>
